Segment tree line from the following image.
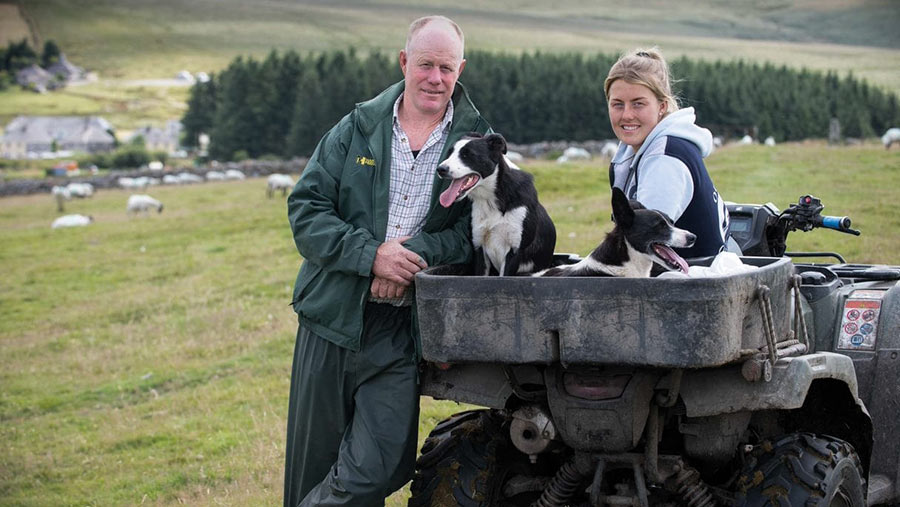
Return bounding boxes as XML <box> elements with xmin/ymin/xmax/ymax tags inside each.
<box><xmin>181</xmin><ymin>49</ymin><xmax>900</xmax><ymax>161</ymax></box>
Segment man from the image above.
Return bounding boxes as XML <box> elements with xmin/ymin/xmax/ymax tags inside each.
<box><xmin>283</xmin><ymin>15</ymin><xmax>491</xmax><ymax>506</ymax></box>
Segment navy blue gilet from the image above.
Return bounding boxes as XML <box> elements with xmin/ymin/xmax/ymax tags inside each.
<box><xmin>609</xmin><ymin>136</ymin><xmax>726</xmax><ymax>258</ymax></box>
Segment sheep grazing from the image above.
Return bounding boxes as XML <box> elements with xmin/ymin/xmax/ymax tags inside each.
<box><xmin>127</xmin><ymin>194</ymin><xmax>164</xmax><ymax>215</ymax></box>
<box><xmin>764</xmin><ymin>136</ymin><xmax>776</xmax><ymax>147</ymax></box>
<box><xmin>556</xmin><ymin>146</ymin><xmax>592</xmax><ymax>164</ymax></box>
<box><xmin>52</xmin><ymin>214</ymin><xmax>93</xmax><ymax>229</ymax></box>
<box><xmin>118</xmin><ymin>177</ymin><xmax>149</xmax><ymax>190</ymax></box>
<box><xmin>600</xmin><ymin>141</ymin><xmax>618</xmax><ymax>159</ymax></box>
<box><xmin>505</xmin><ymin>151</ymin><xmax>524</xmax><ymax>164</ymax></box>
<box><xmin>225</xmin><ymin>169</ymin><xmax>246</xmax><ymax>180</ymax></box>
<box><xmin>739</xmin><ymin>135</ymin><xmax>754</xmax><ymax>145</ymax></box>
<box><xmin>177</xmin><ymin>172</ymin><xmax>204</xmax><ymax>184</ymax></box>
<box><xmin>52</xmin><ymin>185</ymin><xmax>71</xmax><ymax>212</ymax></box>
<box><xmin>67</xmin><ymin>182</ymin><xmax>94</xmax><ymax>198</ymax></box>
<box><xmin>267</xmin><ymin>173</ymin><xmax>295</xmax><ymax>198</ymax></box>
<box><xmin>882</xmin><ymin>128</ymin><xmax>900</xmax><ymax>149</ymax></box>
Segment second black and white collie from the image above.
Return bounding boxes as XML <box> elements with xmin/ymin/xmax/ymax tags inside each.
<box><xmin>538</xmin><ymin>188</ymin><xmax>695</xmax><ymax>277</ymax></box>
<box><xmin>437</xmin><ymin>133</ymin><xmax>556</xmax><ymax>276</ymax></box>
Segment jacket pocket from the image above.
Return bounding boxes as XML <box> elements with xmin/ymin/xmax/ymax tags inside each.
<box><xmin>290</xmin><ymin>262</ymin><xmax>322</xmax><ymax>308</ymax></box>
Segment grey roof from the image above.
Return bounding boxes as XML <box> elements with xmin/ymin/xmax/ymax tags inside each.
<box><xmin>2</xmin><ymin>115</ymin><xmax>115</xmax><ymax>145</ymax></box>
<box><xmin>129</xmin><ymin>121</ymin><xmax>183</xmax><ymax>146</ymax></box>
<box><xmin>15</xmin><ymin>64</ymin><xmax>52</xmax><ymax>89</ymax></box>
<box><xmin>46</xmin><ymin>54</ymin><xmax>84</xmax><ymax>80</ymax></box>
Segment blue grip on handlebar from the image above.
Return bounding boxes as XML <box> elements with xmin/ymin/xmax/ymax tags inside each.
<box><xmin>822</xmin><ymin>215</ymin><xmax>849</xmax><ymax>230</ymax></box>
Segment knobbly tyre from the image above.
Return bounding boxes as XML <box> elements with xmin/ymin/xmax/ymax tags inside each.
<box><xmin>408</xmin><ymin>194</ymin><xmax>900</xmax><ymax>506</ymax></box>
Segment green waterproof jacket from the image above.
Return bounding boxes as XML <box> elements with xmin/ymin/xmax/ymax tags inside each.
<box><xmin>288</xmin><ymin>80</ymin><xmax>491</xmax><ymax>351</ymax></box>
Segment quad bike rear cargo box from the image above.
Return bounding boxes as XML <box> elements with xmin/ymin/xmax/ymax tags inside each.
<box><xmin>415</xmin><ymin>256</ymin><xmax>794</xmax><ymax>368</ymax></box>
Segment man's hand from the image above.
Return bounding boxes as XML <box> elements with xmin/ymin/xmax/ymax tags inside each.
<box><xmin>370</xmin><ymin>276</ymin><xmax>407</xmax><ymax>299</ymax></box>
<box><xmin>372</xmin><ymin>236</ymin><xmax>428</xmax><ymax>285</ymax></box>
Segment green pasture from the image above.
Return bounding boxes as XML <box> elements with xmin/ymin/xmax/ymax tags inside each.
<box><xmin>0</xmin><ymin>142</ymin><xmax>898</xmax><ymax>505</ymax></box>
<box><xmin>0</xmin><ymin>83</ymin><xmax>189</xmax><ymax>134</ymax></box>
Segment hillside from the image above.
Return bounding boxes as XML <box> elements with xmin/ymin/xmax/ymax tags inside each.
<box><xmin>2</xmin><ymin>0</ymin><xmax>899</xmax><ymax>131</ymax></box>
<box><xmin>8</xmin><ymin>1</ymin><xmax>899</xmax><ymax>81</ymax></box>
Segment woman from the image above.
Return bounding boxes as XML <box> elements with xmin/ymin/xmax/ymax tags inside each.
<box><xmin>605</xmin><ymin>48</ymin><xmax>732</xmax><ymax>258</ymax></box>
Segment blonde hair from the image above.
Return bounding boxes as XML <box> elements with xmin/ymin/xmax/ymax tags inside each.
<box><xmin>604</xmin><ymin>47</ymin><xmax>679</xmax><ymax>117</ymax></box>
<box><xmin>406</xmin><ymin>16</ymin><xmax>465</xmax><ymax>57</ymax></box>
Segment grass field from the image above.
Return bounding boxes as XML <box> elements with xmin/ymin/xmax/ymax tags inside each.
<box><xmin>0</xmin><ymin>141</ymin><xmax>898</xmax><ymax>505</ymax></box>
<box><xmin>0</xmin><ymin>83</ymin><xmax>190</xmax><ymax>134</ymax></box>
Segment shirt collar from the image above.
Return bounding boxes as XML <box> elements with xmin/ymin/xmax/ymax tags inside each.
<box><xmin>392</xmin><ymin>93</ymin><xmax>454</xmax><ymax>132</ymax></box>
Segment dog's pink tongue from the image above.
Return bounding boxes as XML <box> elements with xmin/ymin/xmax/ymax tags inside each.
<box><xmin>439</xmin><ymin>178</ymin><xmax>467</xmax><ymax>208</ymax></box>
<box><xmin>654</xmin><ymin>244</ymin><xmax>690</xmax><ymax>273</ymax></box>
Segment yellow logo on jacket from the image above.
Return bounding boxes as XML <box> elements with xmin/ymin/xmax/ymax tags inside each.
<box><xmin>356</xmin><ymin>156</ymin><xmax>375</xmax><ymax>167</ymax></box>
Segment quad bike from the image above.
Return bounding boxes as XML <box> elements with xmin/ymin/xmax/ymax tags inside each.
<box><xmin>409</xmin><ymin>194</ymin><xmax>900</xmax><ymax>506</ymax></box>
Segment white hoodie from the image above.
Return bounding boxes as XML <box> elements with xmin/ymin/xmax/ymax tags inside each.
<box><xmin>610</xmin><ymin>107</ymin><xmax>713</xmax><ymax>222</ymax></box>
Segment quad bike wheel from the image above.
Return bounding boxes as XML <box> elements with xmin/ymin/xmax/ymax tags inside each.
<box><xmin>736</xmin><ymin>432</ymin><xmax>866</xmax><ymax>506</ymax></box>
<box><xmin>409</xmin><ymin>409</ymin><xmax>541</xmax><ymax>507</ymax></box>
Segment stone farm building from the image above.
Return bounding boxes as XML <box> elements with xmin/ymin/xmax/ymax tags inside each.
<box><xmin>0</xmin><ymin>115</ymin><xmax>116</xmax><ymax>159</ymax></box>
<box><xmin>14</xmin><ymin>54</ymin><xmax>86</xmax><ymax>93</ymax></box>
<box><xmin>127</xmin><ymin>120</ymin><xmax>184</xmax><ymax>156</ymax></box>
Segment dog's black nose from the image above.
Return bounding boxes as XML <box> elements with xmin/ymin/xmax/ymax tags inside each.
<box><xmin>437</xmin><ymin>165</ymin><xmax>449</xmax><ymax>178</ymax></box>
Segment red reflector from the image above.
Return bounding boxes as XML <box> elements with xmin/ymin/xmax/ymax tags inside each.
<box><xmin>436</xmin><ymin>362</ymin><xmax>452</xmax><ymax>371</ymax></box>
<box><xmin>563</xmin><ymin>373</ymin><xmax>630</xmax><ymax>400</ymax></box>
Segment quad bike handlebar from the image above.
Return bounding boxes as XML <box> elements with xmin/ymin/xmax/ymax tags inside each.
<box><xmin>728</xmin><ymin>194</ymin><xmax>860</xmax><ymax>260</ymax></box>
<box><xmin>781</xmin><ymin>195</ymin><xmax>859</xmax><ymax>236</ymax></box>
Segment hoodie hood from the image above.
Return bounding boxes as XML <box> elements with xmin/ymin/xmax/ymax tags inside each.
<box><xmin>611</xmin><ymin>107</ymin><xmax>713</xmax><ymax>167</ymax></box>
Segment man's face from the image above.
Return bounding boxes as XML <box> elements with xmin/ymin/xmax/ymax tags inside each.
<box><xmin>399</xmin><ymin>24</ymin><xmax>465</xmax><ymax>118</ymax></box>
<box><xmin>607</xmin><ymin>79</ymin><xmax>666</xmax><ymax>151</ymax></box>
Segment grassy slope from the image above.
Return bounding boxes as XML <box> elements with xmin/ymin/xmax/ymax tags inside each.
<box><xmin>0</xmin><ymin>142</ymin><xmax>897</xmax><ymax>505</ymax></box>
<box><xmin>0</xmin><ymin>0</ymin><xmax>897</xmax><ymax>132</ymax></box>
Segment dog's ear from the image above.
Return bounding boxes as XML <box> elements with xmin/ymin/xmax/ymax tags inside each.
<box><xmin>466</xmin><ymin>131</ymin><xmax>484</xmax><ymax>138</ymax></box>
<box><xmin>611</xmin><ymin>187</ymin><xmax>635</xmax><ymax>228</ymax></box>
<box><xmin>485</xmin><ymin>133</ymin><xmax>508</xmax><ymax>155</ymax></box>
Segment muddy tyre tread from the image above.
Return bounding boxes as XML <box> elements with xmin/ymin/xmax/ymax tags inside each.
<box><xmin>736</xmin><ymin>432</ymin><xmax>866</xmax><ymax>506</ymax></box>
<box><xmin>409</xmin><ymin>409</ymin><xmax>508</xmax><ymax>507</ymax></box>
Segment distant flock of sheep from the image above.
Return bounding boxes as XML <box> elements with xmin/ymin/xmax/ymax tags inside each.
<box><xmin>49</xmin><ymin>171</ymin><xmax>297</xmax><ymax>229</ymax></box>
<box><xmin>44</xmin><ymin>127</ymin><xmax>899</xmax><ymax>230</ymax></box>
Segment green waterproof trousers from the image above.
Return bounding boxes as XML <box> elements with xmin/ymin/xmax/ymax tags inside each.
<box><xmin>283</xmin><ymin>303</ymin><xmax>419</xmax><ymax>507</ymax></box>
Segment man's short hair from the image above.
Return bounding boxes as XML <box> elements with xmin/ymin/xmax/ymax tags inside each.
<box><xmin>405</xmin><ymin>15</ymin><xmax>465</xmax><ymax>55</ymax></box>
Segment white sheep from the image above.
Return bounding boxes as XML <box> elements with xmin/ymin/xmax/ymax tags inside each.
<box><xmin>882</xmin><ymin>128</ymin><xmax>900</xmax><ymax>149</ymax></box>
<box><xmin>177</xmin><ymin>172</ymin><xmax>204</xmax><ymax>184</ymax></box>
<box><xmin>52</xmin><ymin>185</ymin><xmax>71</xmax><ymax>212</ymax></box>
<box><xmin>118</xmin><ymin>177</ymin><xmax>148</xmax><ymax>190</ymax></box>
<box><xmin>764</xmin><ymin>136</ymin><xmax>776</xmax><ymax>147</ymax></box>
<box><xmin>67</xmin><ymin>182</ymin><xmax>94</xmax><ymax>198</ymax></box>
<box><xmin>127</xmin><ymin>194</ymin><xmax>164</xmax><ymax>215</ymax></box>
<box><xmin>51</xmin><ymin>214</ymin><xmax>93</xmax><ymax>229</ymax></box>
<box><xmin>505</xmin><ymin>151</ymin><xmax>524</xmax><ymax>164</ymax></box>
<box><xmin>267</xmin><ymin>173</ymin><xmax>295</xmax><ymax>198</ymax></box>
<box><xmin>225</xmin><ymin>169</ymin><xmax>246</xmax><ymax>180</ymax></box>
<box><xmin>739</xmin><ymin>135</ymin><xmax>754</xmax><ymax>145</ymax></box>
<box><xmin>206</xmin><ymin>170</ymin><xmax>226</xmax><ymax>181</ymax></box>
<box><xmin>600</xmin><ymin>141</ymin><xmax>618</xmax><ymax>159</ymax></box>
<box><xmin>556</xmin><ymin>146</ymin><xmax>592</xmax><ymax>163</ymax></box>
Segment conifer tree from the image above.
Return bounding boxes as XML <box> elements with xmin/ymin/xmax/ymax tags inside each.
<box><xmin>209</xmin><ymin>57</ymin><xmax>260</xmax><ymax>160</ymax></box>
<box><xmin>181</xmin><ymin>76</ymin><xmax>217</xmax><ymax>149</ymax></box>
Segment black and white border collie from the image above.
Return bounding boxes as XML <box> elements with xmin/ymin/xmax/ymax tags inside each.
<box><xmin>437</xmin><ymin>133</ymin><xmax>556</xmax><ymax>276</ymax></box>
<box><xmin>538</xmin><ymin>188</ymin><xmax>695</xmax><ymax>277</ymax></box>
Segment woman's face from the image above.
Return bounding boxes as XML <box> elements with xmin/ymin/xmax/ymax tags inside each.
<box><xmin>607</xmin><ymin>80</ymin><xmax>666</xmax><ymax>150</ymax></box>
